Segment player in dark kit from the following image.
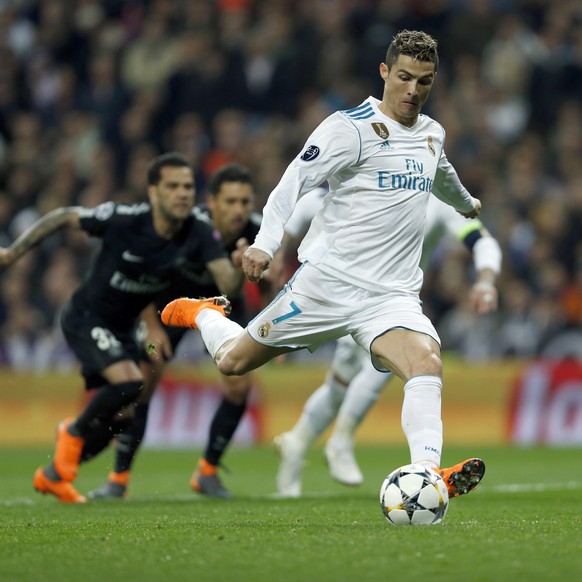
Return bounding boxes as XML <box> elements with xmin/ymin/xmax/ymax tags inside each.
<box><xmin>0</xmin><ymin>153</ymin><xmax>244</xmax><ymax>503</ymax></box>
<box><xmin>88</xmin><ymin>164</ymin><xmax>265</xmax><ymax>499</ymax></box>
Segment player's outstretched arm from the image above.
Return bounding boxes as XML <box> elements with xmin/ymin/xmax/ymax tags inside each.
<box><xmin>229</xmin><ymin>237</ymin><xmax>249</xmax><ymax>269</ymax></box>
<box><xmin>0</xmin><ymin>206</ymin><xmax>82</xmax><ymax>269</ymax></box>
<box><xmin>142</xmin><ymin>303</ymin><xmax>173</xmax><ymax>362</ymax></box>
<box><xmin>207</xmin><ymin>256</ymin><xmax>245</xmax><ymax>297</ymax></box>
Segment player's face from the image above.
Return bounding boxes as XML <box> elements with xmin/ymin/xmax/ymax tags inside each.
<box><xmin>207</xmin><ymin>181</ymin><xmax>255</xmax><ymax>242</ymax></box>
<box><xmin>379</xmin><ymin>55</ymin><xmax>436</xmax><ymax>127</ymax></box>
<box><xmin>149</xmin><ymin>166</ymin><xmax>195</xmax><ymax>223</ymax></box>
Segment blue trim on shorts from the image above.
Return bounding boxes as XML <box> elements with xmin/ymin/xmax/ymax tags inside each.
<box><xmin>247</xmin><ymin>262</ymin><xmax>307</xmax><ymax>328</ymax></box>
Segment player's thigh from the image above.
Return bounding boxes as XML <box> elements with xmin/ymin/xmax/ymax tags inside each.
<box><xmin>371</xmin><ymin>328</ymin><xmax>442</xmax><ymax>381</ymax></box>
<box><xmin>351</xmin><ymin>295</ymin><xmax>440</xmax><ymax>373</ymax></box>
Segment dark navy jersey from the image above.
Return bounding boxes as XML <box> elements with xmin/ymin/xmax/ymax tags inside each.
<box><xmin>71</xmin><ymin>201</ymin><xmax>227</xmax><ymax>330</ymax></box>
<box><xmin>152</xmin><ymin>205</ymin><xmax>262</xmax><ymax>320</ymax></box>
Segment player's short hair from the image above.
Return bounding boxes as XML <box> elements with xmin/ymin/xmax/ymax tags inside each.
<box><xmin>385</xmin><ymin>30</ymin><xmax>439</xmax><ymax>72</ymax></box>
<box><xmin>208</xmin><ymin>163</ymin><xmax>253</xmax><ymax>196</ymax></box>
<box><xmin>147</xmin><ymin>152</ymin><xmax>192</xmax><ymax>185</ymax></box>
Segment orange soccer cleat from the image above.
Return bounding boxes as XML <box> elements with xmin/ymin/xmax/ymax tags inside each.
<box><xmin>53</xmin><ymin>417</ymin><xmax>85</xmax><ymax>482</ymax></box>
<box><xmin>161</xmin><ymin>296</ymin><xmax>231</xmax><ymax>330</ymax></box>
<box><xmin>190</xmin><ymin>458</ymin><xmax>232</xmax><ymax>499</ymax></box>
<box><xmin>434</xmin><ymin>458</ymin><xmax>486</xmax><ymax>498</ymax></box>
<box><xmin>33</xmin><ymin>468</ymin><xmax>87</xmax><ymax>504</ymax></box>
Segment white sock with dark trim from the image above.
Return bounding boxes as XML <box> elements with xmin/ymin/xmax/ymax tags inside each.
<box><xmin>401</xmin><ymin>375</ymin><xmax>443</xmax><ymax>468</ymax></box>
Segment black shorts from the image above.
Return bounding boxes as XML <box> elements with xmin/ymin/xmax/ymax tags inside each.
<box><xmin>61</xmin><ymin>301</ymin><xmax>141</xmax><ymax>389</ymax></box>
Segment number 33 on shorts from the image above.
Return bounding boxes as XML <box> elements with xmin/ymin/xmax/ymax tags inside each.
<box><xmin>91</xmin><ymin>326</ymin><xmax>121</xmax><ymax>351</ymax></box>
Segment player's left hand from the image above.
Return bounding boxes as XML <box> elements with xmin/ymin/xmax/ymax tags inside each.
<box><xmin>243</xmin><ymin>247</ymin><xmax>271</xmax><ymax>283</ymax></box>
<box><xmin>469</xmin><ymin>281</ymin><xmax>498</xmax><ymax>314</ymax></box>
<box><xmin>460</xmin><ymin>198</ymin><xmax>481</xmax><ymax>219</ymax></box>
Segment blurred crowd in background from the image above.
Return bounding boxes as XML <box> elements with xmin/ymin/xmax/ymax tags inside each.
<box><xmin>0</xmin><ymin>0</ymin><xmax>581</xmax><ymax>370</ymax></box>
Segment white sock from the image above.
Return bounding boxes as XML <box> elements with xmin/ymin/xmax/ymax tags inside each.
<box><xmin>196</xmin><ymin>309</ymin><xmax>243</xmax><ymax>360</ymax></box>
<box><xmin>330</xmin><ymin>361</ymin><xmax>391</xmax><ymax>444</ymax></box>
<box><xmin>401</xmin><ymin>375</ymin><xmax>443</xmax><ymax>468</ymax></box>
<box><xmin>328</xmin><ymin>411</ymin><xmax>358</xmax><ymax>447</ymax></box>
<box><xmin>287</xmin><ymin>416</ymin><xmax>317</xmax><ymax>454</ymax></box>
<box><xmin>290</xmin><ymin>372</ymin><xmax>347</xmax><ymax>451</ymax></box>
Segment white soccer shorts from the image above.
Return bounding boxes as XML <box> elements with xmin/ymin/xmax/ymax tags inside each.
<box><xmin>247</xmin><ymin>263</ymin><xmax>440</xmax><ymax>371</ymax></box>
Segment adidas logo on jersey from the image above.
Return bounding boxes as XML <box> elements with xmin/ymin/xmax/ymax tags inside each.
<box><xmin>380</xmin><ymin>140</ymin><xmax>394</xmax><ymax>151</ymax></box>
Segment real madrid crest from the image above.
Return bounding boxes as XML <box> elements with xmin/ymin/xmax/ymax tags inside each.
<box><xmin>258</xmin><ymin>322</ymin><xmax>271</xmax><ymax>338</ymax></box>
<box><xmin>372</xmin><ymin>122</ymin><xmax>389</xmax><ymax>140</ymax></box>
<box><xmin>427</xmin><ymin>136</ymin><xmax>436</xmax><ymax>156</ymax></box>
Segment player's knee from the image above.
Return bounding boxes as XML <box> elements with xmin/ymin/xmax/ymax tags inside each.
<box><xmin>216</xmin><ymin>355</ymin><xmax>248</xmax><ymax>376</ymax></box>
<box><xmin>418</xmin><ymin>351</ymin><xmax>442</xmax><ymax>377</ymax></box>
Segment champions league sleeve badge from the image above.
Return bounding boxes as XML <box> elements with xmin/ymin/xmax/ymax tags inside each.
<box><xmin>300</xmin><ymin>145</ymin><xmax>320</xmax><ymax>161</ymax></box>
<box><xmin>94</xmin><ymin>201</ymin><xmax>116</xmax><ymax>221</ymax></box>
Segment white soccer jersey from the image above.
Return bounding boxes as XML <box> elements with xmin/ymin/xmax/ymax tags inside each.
<box><xmin>253</xmin><ymin>96</ymin><xmax>477</xmax><ymax>295</ymax></box>
<box><xmin>283</xmin><ymin>186</ymin><xmax>328</xmax><ymax>238</ymax></box>
<box><xmin>287</xmin><ymin>188</ymin><xmax>479</xmax><ymax>251</ymax></box>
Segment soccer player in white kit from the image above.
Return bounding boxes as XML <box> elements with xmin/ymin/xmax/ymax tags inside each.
<box><xmin>162</xmin><ymin>30</ymin><xmax>486</xmax><ymax>499</ymax></box>
<box><xmin>274</xmin><ymin>191</ymin><xmax>502</xmax><ymax>496</ymax></box>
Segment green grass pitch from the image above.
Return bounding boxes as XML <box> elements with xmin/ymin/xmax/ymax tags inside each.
<box><xmin>1</xmin><ymin>445</ymin><xmax>581</xmax><ymax>581</ymax></box>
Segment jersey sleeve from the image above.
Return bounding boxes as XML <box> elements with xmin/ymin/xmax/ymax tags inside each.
<box><xmin>252</xmin><ymin>115</ymin><xmax>360</xmax><ymax>257</ymax></box>
<box><xmin>427</xmin><ymin>196</ymin><xmax>479</xmax><ymax>238</ymax></box>
<box><xmin>76</xmin><ymin>201</ymin><xmax>120</xmax><ymax>237</ymax></box>
<box><xmin>284</xmin><ymin>187</ymin><xmax>326</xmax><ymax>238</ymax></box>
<box><xmin>431</xmin><ymin>151</ymin><xmax>477</xmax><ymax>214</ymax></box>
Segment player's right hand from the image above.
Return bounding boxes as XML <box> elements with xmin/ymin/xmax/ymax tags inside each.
<box><xmin>243</xmin><ymin>247</ymin><xmax>271</xmax><ymax>283</ymax></box>
<box><xmin>460</xmin><ymin>198</ymin><xmax>481</xmax><ymax>219</ymax></box>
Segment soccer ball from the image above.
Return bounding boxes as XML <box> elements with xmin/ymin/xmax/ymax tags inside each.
<box><xmin>379</xmin><ymin>463</ymin><xmax>449</xmax><ymax>526</ymax></box>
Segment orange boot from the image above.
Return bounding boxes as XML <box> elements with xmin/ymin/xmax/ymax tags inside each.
<box><xmin>53</xmin><ymin>418</ymin><xmax>84</xmax><ymax>482</ymax></box>
<box><xmin>434</xmin><ymin>458</ymin><xmax>486</xmax><ymax>498</ymax></box>
<box><xmin>161</xmin><ymin>297</ymin><xmax>231</xmax><ymax>329</ymax></box>
<box><xmin>33</xmin><ymin>468</ymin><xmax>87</xmax><ymax>504</ymax></box>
